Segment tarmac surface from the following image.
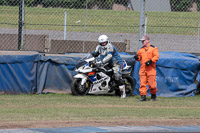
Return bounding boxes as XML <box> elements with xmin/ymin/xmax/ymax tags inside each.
<box><xmin>0</xmin><ymin>126</ymin><xmax>200</xmax><ymax>133</ymax></box>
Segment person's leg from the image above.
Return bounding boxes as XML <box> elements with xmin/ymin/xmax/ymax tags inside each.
<box><xmin>139</xmin><ymin>75</ymin><xmax>147</xmax><ymax>101</ymax></box>
<box><xmin>147</xmin><ymin>75</ymin><xmax>157</xmax><ymax>101</ymax></box>
<box><xmin>113</xmin><ymin>64</ymin><xmax>126</xmax><ymax>98</ymax></box>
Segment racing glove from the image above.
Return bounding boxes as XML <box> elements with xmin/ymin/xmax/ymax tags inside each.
<box><xmin>96</xmin><ymin>61</ymin><xmax>103</xmax><ymax>67</ymax></box>
<box><xmin>145</xmin><ymin>60</ymin><xmax>152</xmax><ymax>66</ymax></box>
<box><xmin>134</xmin><ymin>54</ymin><xmax>139</xmax><ymax>60</ymax></box>
<box><xmin>91</xmin><ymin>51</ymin><xmax>100</xmax><ymax>57</ymax></box>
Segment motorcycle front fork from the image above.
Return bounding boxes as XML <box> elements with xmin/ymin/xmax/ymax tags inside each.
<box><xmin>81</xmin><ymin>78</ymin><xmax>87</xmax><ymax>86</ymax></box>
<box><xmin>80</xmin><ymin>78</ymin><xmax>90</xmax><ymax>89</ymax></box>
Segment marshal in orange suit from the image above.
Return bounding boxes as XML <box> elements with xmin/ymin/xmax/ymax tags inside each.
<box><xmin>134</xmin><ymin>35</ymin><xmax>159</xmax><ymax>101</ymax></box>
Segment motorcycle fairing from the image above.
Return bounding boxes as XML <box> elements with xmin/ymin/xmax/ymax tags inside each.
<box><xmin>88</xmin><ymin>72</ymin><xmax>111</xmax><ymax>94</ymax></box>
<box><xmin>73</xmin><ymin>74</ymin><xmax>87</xmax><ymax>85</ymax></box>
<box><xmin>122</xmin><ymin>60</ymin><xmax>131</xmax><ymax>70</ymax></box>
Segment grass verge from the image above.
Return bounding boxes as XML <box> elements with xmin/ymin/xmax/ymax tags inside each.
<box><xmin>1</xmin><ymin>6</ymin><xmax>200</xmax><ymax>35</ymax></box>
<box><xmin>0</xmin><ymin>94</ymin><xmax>200</xmax><ymax>124</ymax></box>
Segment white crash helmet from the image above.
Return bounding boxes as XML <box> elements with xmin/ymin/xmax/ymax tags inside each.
<box><xmin>98</xmin><ymin>35</ymin><xmax>109</xmax><ymax>46</ymax></box>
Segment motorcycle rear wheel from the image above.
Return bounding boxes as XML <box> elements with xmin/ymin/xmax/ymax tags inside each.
<box><xmin>71</xmin><ymin>78</ymin><xmax>90</xmax><ymax>96</ymax></box>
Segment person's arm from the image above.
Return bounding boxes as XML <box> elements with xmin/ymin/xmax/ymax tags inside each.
<box><xmin>151</xmin><ymin>47</ymin><xmax>159</xmax><ymax>63</ymax></box>
<box><xmin>91</xmin><ymin>46</ymin><xmax>100</xmax><ymax>57</ymax></box>
<box><xmin>145</xmin><ymin>47</ymin><xmax>159</xmax><ymax>66</ymax></box>
<box><xmin>102</xmin><ymin>45</ymin><xmax>113</xmax><ymax>63</ymax></box>
<box><xmin>102</xmin><ymin>53</ymin><xmax>112</xmax><ymax>63</ymax></box>
<box><xmin>136</xmin><ymin>50</ymin><xmax>141</xmax><ymax>61</ymax></box>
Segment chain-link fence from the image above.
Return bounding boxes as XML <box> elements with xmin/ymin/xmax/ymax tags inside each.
<box><xmin>0</xmin><ymin>0</ymin><xmax>200</xmax><ymax>54</ymax></box>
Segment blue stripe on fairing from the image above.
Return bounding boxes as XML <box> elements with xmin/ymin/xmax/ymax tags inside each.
<box><xmin>122</xmin><ymin>60</ymin><xmax>126</xmax><ymax>68</ymax></box>
<box><xmin>89</xmin><ymin>75</ymin><xmax>97</xmax><ymax>82</ymax></box>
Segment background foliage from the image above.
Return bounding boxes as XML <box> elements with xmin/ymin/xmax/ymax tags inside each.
<box><xmin>1</xmin><ymin>0</ymin><xmax>200</xmax><ymax>11</ymax></box>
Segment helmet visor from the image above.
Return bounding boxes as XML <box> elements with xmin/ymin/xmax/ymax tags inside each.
<box><xmin>100</xmin><ymin>41</ymin><xmax>108</xmax><ymax>46</ymax></box>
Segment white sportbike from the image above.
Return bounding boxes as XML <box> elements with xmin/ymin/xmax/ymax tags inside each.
<box><xmin>71</xmin><ymin>53</ymin><xmax>135</xmax><ymax>97</ymax></box>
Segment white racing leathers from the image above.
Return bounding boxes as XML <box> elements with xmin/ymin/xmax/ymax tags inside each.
<box><xmin>92</xmin><ymin>43</ymin><xmax>126</xmax><ymax>98</ymax></box>
<box><xmin>93</xmin><ymin>42</ymin><xmax>126</xmax><ymax>98</ymax></box>
<box><xmin>93</xmin><ymin>43</ymin><xmax>123</xmax><ymax>82</ymax></box>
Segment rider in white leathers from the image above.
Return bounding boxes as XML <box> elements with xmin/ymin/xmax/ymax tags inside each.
<box><xmin>91</xmin><ymin>35</ymin><xmax>126</xmax><ymax>98</ymax></box>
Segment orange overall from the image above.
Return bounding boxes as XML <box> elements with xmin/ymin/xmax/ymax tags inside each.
<box><xmin>137</xmin><ymin>43</ymin><xmax>159</xmax><ymax>96</ymax></box>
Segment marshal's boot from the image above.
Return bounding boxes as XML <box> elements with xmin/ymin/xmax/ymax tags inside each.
<box><xmin>139</xmin><ymin>95</ymin><xmax>146</xmax><ymax>101</ymax></box>
<box><xmin>150</xmin><ymin>94</ymin><xmax>156</xmax><ymax>101</ymax></box>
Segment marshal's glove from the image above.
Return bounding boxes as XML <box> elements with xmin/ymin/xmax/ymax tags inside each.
<box><xmin>134</xmin><ymin>54</ymin><xmax>139</xmax><ymax>60</ymax></box>
<box><xmin>145</xmin><ymin>60</ymin><xmax>152</xmax><ymax>66</ymax></box>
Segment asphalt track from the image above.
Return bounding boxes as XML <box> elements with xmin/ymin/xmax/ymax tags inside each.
<box><xmin>0</xmin><ymin>126</ymin><xmax>200</xmax><ymax>133</ymax></box>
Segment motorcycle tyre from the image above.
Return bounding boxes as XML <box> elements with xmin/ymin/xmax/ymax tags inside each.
<box><xmin>71</xmin><ymin>78</ymin><xmax>90</xmax><ymax>96</ymax></box>
<box><xmin>115</xmin><ymin>75</ymin><xmax>135</xmax><ymax>97</ymax></box>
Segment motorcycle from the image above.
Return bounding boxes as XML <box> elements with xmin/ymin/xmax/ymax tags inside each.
<box><xmin>71</xmin><ymin>53</ymin><xmax>135</xmax><ymax>97</ymax></box>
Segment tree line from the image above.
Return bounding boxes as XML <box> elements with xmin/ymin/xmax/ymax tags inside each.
<box><xmin>0</xmin><ymin>0</ymin><xmax>129</xmax><ymax>9</ymax></box>
<box><xmin>1</xmin><ymin>0</ymin><xmax>200</xmax><ymax>11</ymax></box>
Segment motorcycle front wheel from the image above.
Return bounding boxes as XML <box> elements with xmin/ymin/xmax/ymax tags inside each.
<box><xmin>71</xmin><ymin>78</ymin><xmax>90</xmax><ymax>96</ymax></box>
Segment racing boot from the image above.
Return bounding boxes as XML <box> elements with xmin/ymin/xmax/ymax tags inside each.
<box><xmin>150</xmin><ymin>94</ymin><xmax>156</xmax><ymax>101</ymax></box>
<box><xmin>139</xmin><ymin>95</ymin><xmax>146</xmax><ymax>101</ymax></box>
<box><xmin>119</xmin><ymin>85</ymin><xmax>126</xmax><ymax>98</ymax></box>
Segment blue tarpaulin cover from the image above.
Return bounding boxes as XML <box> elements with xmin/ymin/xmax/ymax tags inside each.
<box><xmin>0</xmin><ymin>52</ymin><xmax>199</xmax><ymax>97</ymax></box>
<box><xmin>0</xmin><ymin>54</ymin><xmax>40</xmax><ymax>94</ymax></box>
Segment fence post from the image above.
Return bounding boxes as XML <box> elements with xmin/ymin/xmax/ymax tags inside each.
<box><xmin>138</xmin><ymin>0</ymin><xmax>145</xmax><ymax>49</ymax></box>
<box><xmin>198</xmin><ymin>18</ymin><xmax>200</xmax><ymax>46</ymax></box>
<box><xmin>144</xmin><ymin>14</ymin><xmax>147</xmax><ymax>35</ymax></box>
<box><xmin>83</xmin><ymin>0</ymin><xmax>88</xmax><ymax>53</ymax></box>
<box><xmin>64</xmin><ymin>10</ymin><xmax>67</xmax><ymax>40</ymax></box>
<box><xmin>18</xmin><ymin>0</ymin><xmax>24</xmax><ymax>50</ymax></box>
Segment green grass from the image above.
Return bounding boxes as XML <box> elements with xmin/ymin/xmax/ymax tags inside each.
<box><xmin>0</xmin><ymin>94</ymin><xmax>200</xmax><ymax>122</ymax></box>
<box><xmin>1</xmin><ymin>6</ymin><xmax>200</xmax><ymax>35</ymax></box>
